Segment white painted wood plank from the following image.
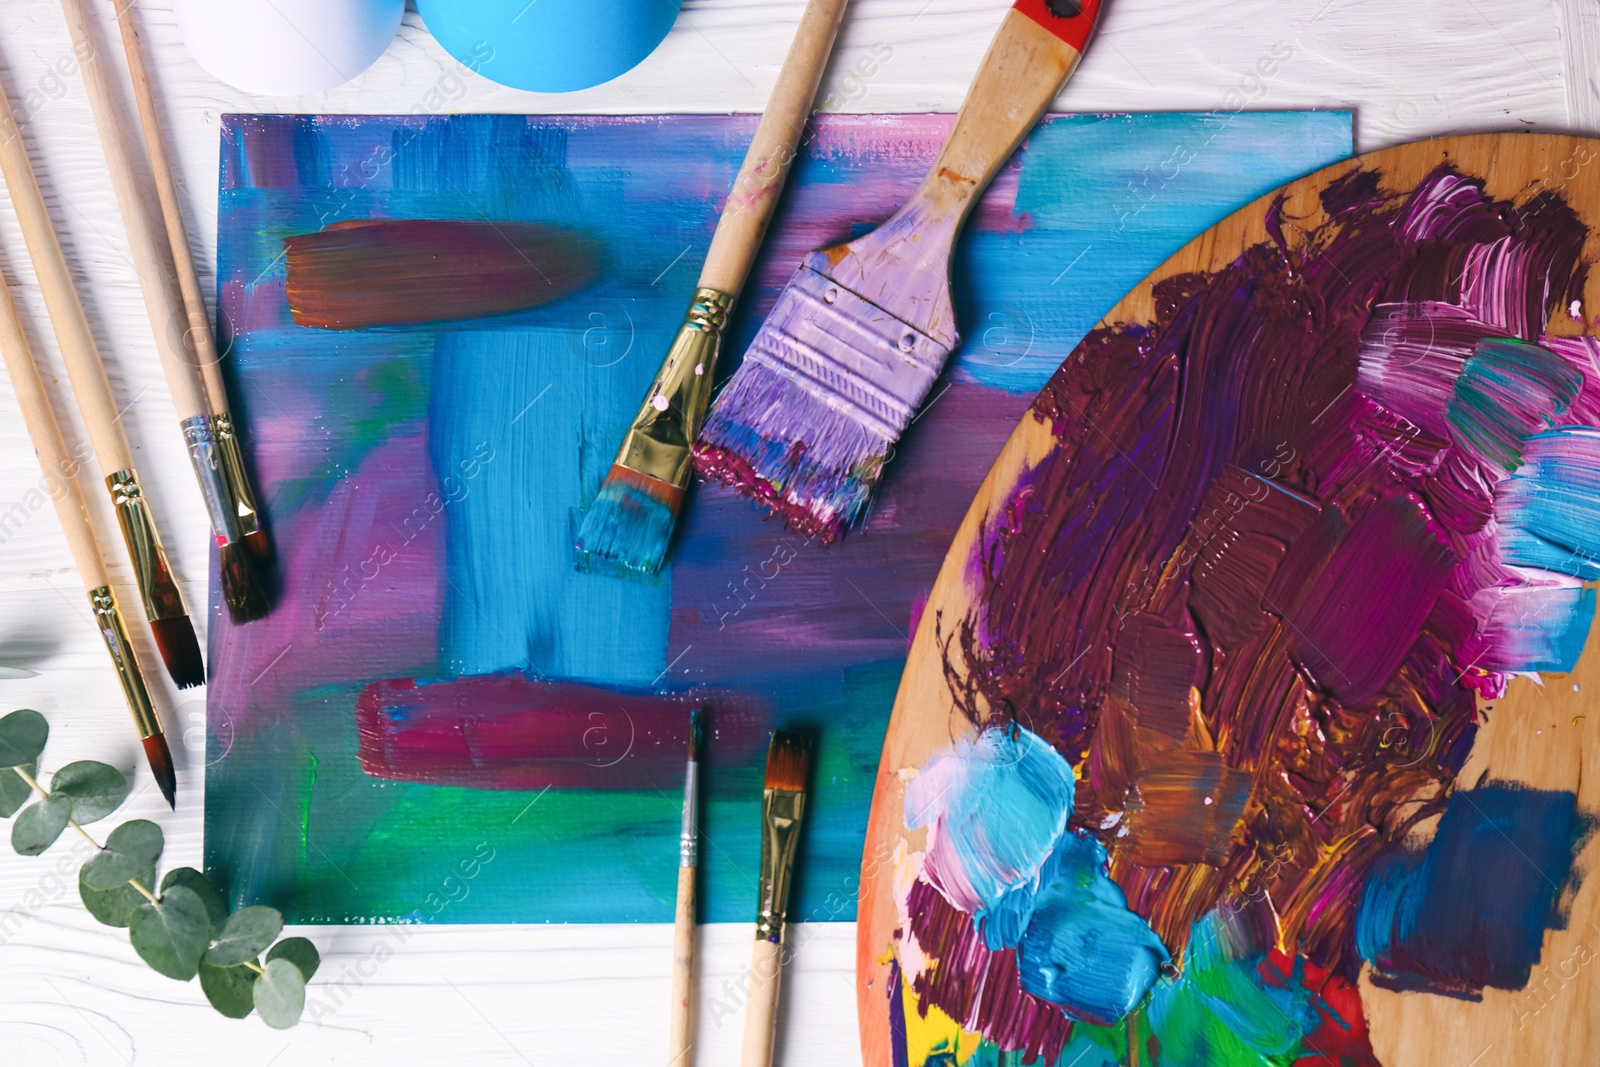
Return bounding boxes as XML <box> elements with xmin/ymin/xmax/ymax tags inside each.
<box><xmin>0</xmin><ymin>0</ymin><xmax>1581</xmax><ymax>1062</ymax></box>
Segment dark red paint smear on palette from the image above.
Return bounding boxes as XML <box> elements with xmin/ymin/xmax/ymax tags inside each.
<box><xmin>915</xmin><ymin>164</ymin><xmax>1597</xmax><ymax>1060</ymax></box>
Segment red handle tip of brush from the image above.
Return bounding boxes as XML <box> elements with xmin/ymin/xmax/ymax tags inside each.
<box><xmin>1013</xmin><ymin>0</ymin><xmax>1104</xmax><ymax>51</ymax></box>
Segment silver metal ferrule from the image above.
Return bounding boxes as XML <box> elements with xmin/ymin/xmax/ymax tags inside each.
<box><xmin>679</xmin><ymin>760</ymin><xmax>699</xmax><ymax>868</ymax></box>
<box><xmin>182</xmin><ymin>415</ymin><xmax>239</xmax><ymax>545</ymax></box>
<box><xmin>752</xmin><ymin>786</ymin><xmax>806</xmax><ymax>943</ymax></box>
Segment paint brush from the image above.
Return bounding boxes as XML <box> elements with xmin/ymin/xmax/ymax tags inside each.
<box><xmin>669</xmin><ymin>709</ymin><xmax>701</xmax><ymax>1067</ymax></box>
<box><xmin>0</xmin><ymin>257</ymin><xmax>177</xmax><ymax>809</ymax></box>
<box><xmin>740</xmin><ymin>731</ymin><xmax>810</xmax><ymax>1067</ymax></box>
<box><xmin>62</xmin><ymin>0</ymin><xmax>269</xmax><ymax>626</ymax></box>
<box><xmin>695</xmin><ymin>0</ymin><xmax>1104</xmax><ymax>542</ymax></box>
<box><xmin>0</xmin><ymin>72</ymin><xmax>203</xmax><ymax>687</ymax></box>
<box><xmin>111</xmin><ymin>0</ymin><xmax>278</xmax><ymax>586</ymax></box>
<box><xmin>573</xmin><ymin>0</ymin><xmax>851</xmax><ymax>580</ymax></box>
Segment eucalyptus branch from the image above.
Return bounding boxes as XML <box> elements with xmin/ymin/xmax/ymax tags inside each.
<box><xmin>0</xmin><ymin>707</ymin><xmax>320</xmax><ymax>1028</ymax></box>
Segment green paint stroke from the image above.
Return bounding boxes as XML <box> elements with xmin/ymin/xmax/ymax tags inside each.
<box><xmin>1446</xmin><ymin>337</ymin><xmax>1582</xmax><ymax>472</ymax></box>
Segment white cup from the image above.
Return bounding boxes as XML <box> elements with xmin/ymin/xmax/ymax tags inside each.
<box><xmin>174</xmin><ymin>0</ymin><xmax>406</xmax><ymax>96</ymax></box>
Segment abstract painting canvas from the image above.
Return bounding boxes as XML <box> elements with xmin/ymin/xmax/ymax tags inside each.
<box><xmin>206</xmin><ymin>111</ymin><xmax>1352</xmax><ymax>924</ymax></box>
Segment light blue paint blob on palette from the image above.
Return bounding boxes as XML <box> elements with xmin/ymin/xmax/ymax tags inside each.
<box><xmin>1499</xmin><ymin>426</ymin><xmax>1600</xmax><ymax>580</ymax></box>
<box><xmin>207</xmin><ymin>112</ymin><xmax>1351</xmax><ymax>925</ymax></box>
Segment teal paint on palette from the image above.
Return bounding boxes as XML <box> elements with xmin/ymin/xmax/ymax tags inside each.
<box><xmin>206</xmin><ymin>112</ymin><xmax>1352</xmax><ymax>925</ymax></box>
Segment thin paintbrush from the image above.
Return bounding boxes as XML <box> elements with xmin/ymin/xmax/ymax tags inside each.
<box><xmin>695</xmin><ymin>0</ymin><xmax>1104</xmax><ymax>542</ymax></box>
<box><xmin>0</xmin><ymin>75</ymin><xmax>203</xmax><ymax>688</ymax></box>
<box><xmin>112</xmin><ymin>0</ymin><xmax>275</xmax><ymax>578</ymax></box>
<box><xmin>0</xmin><ymin>258</ymin><xmax>177</xmax><ymax>808</ymax></box>
<box><xmin>669</xmin><ymin>709</ymin><xmax>702</xmax><ymax>1067</ymax></box>
<box><xmin>740</xmin><ymin>731</ymin><xmax>810</xmax><ymax>1067</ymax></box>
<box><xmin>64</xmin><ymin>0</ymin><xmax>268</xmax><ymax>624</ymax></box>
<box><xmin>574</xmin><ymin>0</ymin><xmax>850</xmax><ymax>580</ymax></box>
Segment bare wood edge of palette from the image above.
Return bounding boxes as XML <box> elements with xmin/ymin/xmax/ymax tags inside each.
<box><xmin>856</xmin><ymin>133</ymin><xmax>1600</xmax><ymax>1067</ymax></box>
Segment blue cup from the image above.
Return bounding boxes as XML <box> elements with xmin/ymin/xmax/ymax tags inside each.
<box><xmin>417</xmin><ymin>0</ymin><xmax>683</xmax><ymax>93</ymax></box>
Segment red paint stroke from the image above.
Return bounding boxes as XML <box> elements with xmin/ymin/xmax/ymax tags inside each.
<box><xmin>1014</xmin><ymin>0</ymin><xmax>1103</xmax><ymax>52</ymax></box>
<box><xmin>284</xmin><ymin>219</ymin><xmax>601</xmax><ymax>330</ymax></box>
<box><xmin>355</xmin><ymin>671</ymin><xmax>769</xmax><ymax>790</ymax></box>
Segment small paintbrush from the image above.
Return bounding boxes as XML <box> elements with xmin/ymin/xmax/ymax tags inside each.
<box><xmin>669</xmin><ymin>709</ymin><xmax>702</xmax><ymax>1067</ymax></box>
<box><xmin>64</xmin><ymin>0</ymin><xmax>269</xmax><ymax>625</ymax></box>
<box><xmin>695</xmin><ymin>0</ymin><xmax>1104</xmax><ymax>542</ymax></box>
<box><xmin>0</xmin><ymin>257</ymin><xmax>177</xmax><ymax>809</ymax></box>
<box><xmin>112</xmin><ymin>0</ymin><xmax>278</xmax><ymax>581</ymax></box>
<box><xmin>740</xmin><ymin>731</ymin><xmax>810</xmax><ymax>1067</ymax></box>
<box><xmin>0</xmin><ymin>69</ymin><xmax>203</xmax><ymax>688</ymax></box>
<box><xmin>573</xmin><ymin>0</ymin><xmax>850</xmax><ymax>580</ymax></box>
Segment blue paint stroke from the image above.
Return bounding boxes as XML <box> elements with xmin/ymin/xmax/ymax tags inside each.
<box><xmin>1013</xmin><ymin>831</ymin><xmax>1170</xmax><ymax>1024</ymax></box>
<box><xmin>1498</xmin><ymin>426</ymin><xmax>1600</xmax><ymax>581</ymax></box>
<box><xmin>1357</xmin><ymin>783</ymin><xmax>1595</xmax><ymax>995</ymax></box>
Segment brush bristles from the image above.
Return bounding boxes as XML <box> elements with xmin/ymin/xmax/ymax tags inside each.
<box><xmin>219</xmin><ymin>542</ymin><xmax>271</xmax><ymax>625</ymax></box>
<box><xmin>149</xmin><ymin>616</ymin><xmax>205</xmax><ymax>689</ymax></box>
<box><xmin>241</xmin><ymin>528</ymin><xmax>273</xmax><ymax>566</ymax></box>
<box><xmin>687</xmin><ymin>708</ymin><xmax>701</xmax><ymax>762</ymax></box>
<box><xmin>142</xmin><ymin>733</ymin><xmax>177</xmax><ymax>810</ymax></box>
<box><xmin>573</xmin><ymin>465</ymin><xmax>685</xmax><ymax>580</ymax></box>
<box><xmin>764</xmin><ymin>731</ymin><xmax>810</xmax><ymax>794</ymax></box>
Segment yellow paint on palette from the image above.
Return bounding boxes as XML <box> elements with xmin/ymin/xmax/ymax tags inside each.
<box><xmin>901</xmin><ymin>969</ymin><xmax>984</xmax><ymax>1066</ymax></box>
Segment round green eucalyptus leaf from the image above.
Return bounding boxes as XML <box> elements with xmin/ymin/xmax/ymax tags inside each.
<box><xmin>207</xmin><ymin>905</ymin><xmax>284</xmax><ymax>967</ymax></box>
<box><xmin>11</xmin><ymin>794</ymin><xmax>70</xmax><ymax>855</ymax></box>
<box><xmin>199</xmin><ymin>959</ymin><xmax>259</xmax><ymax>1019</ymax></box>
<box><xmin>0</xmin><ymin>709</ymin><xmax>47</xmax><ymax>767</ymax></box>
<box><xmin>265</xmin><ymin>937</ymin><xmax>320</xmax><ymax>982</ymax></box>
<box><xmin>80</xmin><ymin>861</ymin><xmax>156</xmax><ymax>928</ymax></box>
<box><xmin>252</xmin><ymin>958</ymin><xmax>306</xmax><ymax>1030</ymax></box>
<box><xmin>0</xmin><ymin>761</ymin><xmax>35</xmax><ymax>818</ymax></box>
<box><xmin>129</xmin><ymin>884</ymin><xmax>209</xmax><ymax>981</ymax></box>
<box><xmin>104</xmin><ymin>820</ymin><xmax>163</xmax><ymax>865</ymax></box>
<box><xmin>161</xmin><ymin>868</ymin><xmax>228</xmax><ymax>937</ymax></box>
<box><xmin>82</xmin><ymin>848</ymin><xmax>148</xmax><ymax>890</ymax></box>
<box><xmin>50</xmin><ymin>761</ymin><xmax>129</xmax><ymax>824</ymax></box>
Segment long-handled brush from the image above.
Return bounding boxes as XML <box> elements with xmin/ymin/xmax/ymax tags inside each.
<box><xmin>0</xmin><ymin>73</ymin><xmax>204</xmax><ymax>687</ymax></box>
<box><xmin>573</xmin><ymin>0</ymin><xmax>850</xmax><ymax>580</ymax></box>
<box><xmin>64</xmin><ymin>0</ymin><xmax>268</xmax><ymax>624</ymax></box>
<box><xmin>0</xmin><ymin>256</ymin><xmax>178</xmax><ymax>808</ymax></box>
<box><xmin>740</xmin><ymin>731</ymin><xmax>810</xmax><ymax>1067</ymax></box>
<box><xmin>695</xmin><ymin>0</ymin><xmax>1104</xmax><ymax>543</ymax></box>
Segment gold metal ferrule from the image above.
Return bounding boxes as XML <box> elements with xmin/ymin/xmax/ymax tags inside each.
<box><xmin>213</xmin><ymin>411</ymin><xmax>265</xmax><ymax>540</ymax></box>
<box><xmin>614</xmin><ymin>288</ymin><xmax>734</xmax><ymax>488</ymax></box>
<box><xmin>181</xmin><ymin>415</ymin><xmax>239</xmax><ymax>546</ymax></box>
<box><xmin>105</xmin><ymin>469</ymin><xmax>187</xmax><ymax>622</ymax></box>
<box><xmin>88</xmin><ymin>585</ymin><xmax>160</xmax><ymax>739</ymax></box>
<box><xmin>753</xmin><ymin>786</ymin><xmax>806</xmax><ymax>943</ymax></box>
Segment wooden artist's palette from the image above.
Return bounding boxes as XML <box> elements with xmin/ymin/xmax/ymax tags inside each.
<box><xmin>857</xmin><ymin>134</ymin><xmax>1600</xmax><ymax>1067</ymax></box>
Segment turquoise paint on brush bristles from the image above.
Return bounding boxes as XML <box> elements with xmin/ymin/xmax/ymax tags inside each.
<box><xmin>573</xmin><ymin>477</ymin><xmax>679</xmax><ymax>581</ymax></box>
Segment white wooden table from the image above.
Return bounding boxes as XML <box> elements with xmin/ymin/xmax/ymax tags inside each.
<box><xmin>0</xmin><ymin>1</ymin><xmax>1593</xmax><ymax>1063</ymax></box>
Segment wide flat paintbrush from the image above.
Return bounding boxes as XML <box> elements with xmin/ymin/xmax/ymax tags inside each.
<box><xmin>574</xmin><ymin>0</ymin><xmax>851</xmax><ymax>580</ymax></box>
<box><xmin>669</xmin><ymin>709</ymin><xmax>701</xmax><ymax>1067</ymax></box>
<box><xmin>695</xmin><ymin>0</ymin><xmax>1103</xmax><ymax>542</ymax></box>
<box><xmin>62</xmin><ymin>0</ymin><xmax>268</xmax><ymax>625</ymax></box>
<box><xmin>0</xmin><ymin>257</ymin><xmax>177</xmax><ymax>808</ymax></box>
<box><xmin>112</xmin><ymin>0</ymin><xmax>276</xmax><ymax>580</ymax></box>
<box><xmin>740</xmin><ymin>731</ymin><xmax>810</xmax><ymax>1067</ymax></box>
<box><xmin>0</xmin><ymin>72</ymin><xmax>203</xmax><ymax>687</ymax></box>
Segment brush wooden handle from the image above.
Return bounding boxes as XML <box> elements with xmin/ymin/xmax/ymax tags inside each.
<box><xmin>913</xmin><ymin>1</ymin><xmax>1101</xmax><ymax>224</ymax></box>
<box><xmin>698</xmin><ymin>0</ymin><xmax>850</xmax><ymax>297</ymax></box>
<box><xmin>60</xmin><ymin>0</ymin><xmax>208</xmax><ymax>425</ymax></box>
<box><xmin>0</xmin><ymin>82</ymin><xmax>137</xmax><ymax>473</ymax></box>
<box><xmin>669</xmin><ymin>864</ymin><xmax>696</xmax><ymax>1066</ymax></box>
<box><xmin>738</xmin><ymin>939</ymin><xmax>784</xmax><ymax>1067</ymax></box>
<box><xmin>0</xmin><ymin>274</ymin><xmax>112</xmax><ymax>591</ymax></box>
<box><xmin>112</xmin><ymin>0</ymin><xmax>228</xmax><ymax>412</ymax></box>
